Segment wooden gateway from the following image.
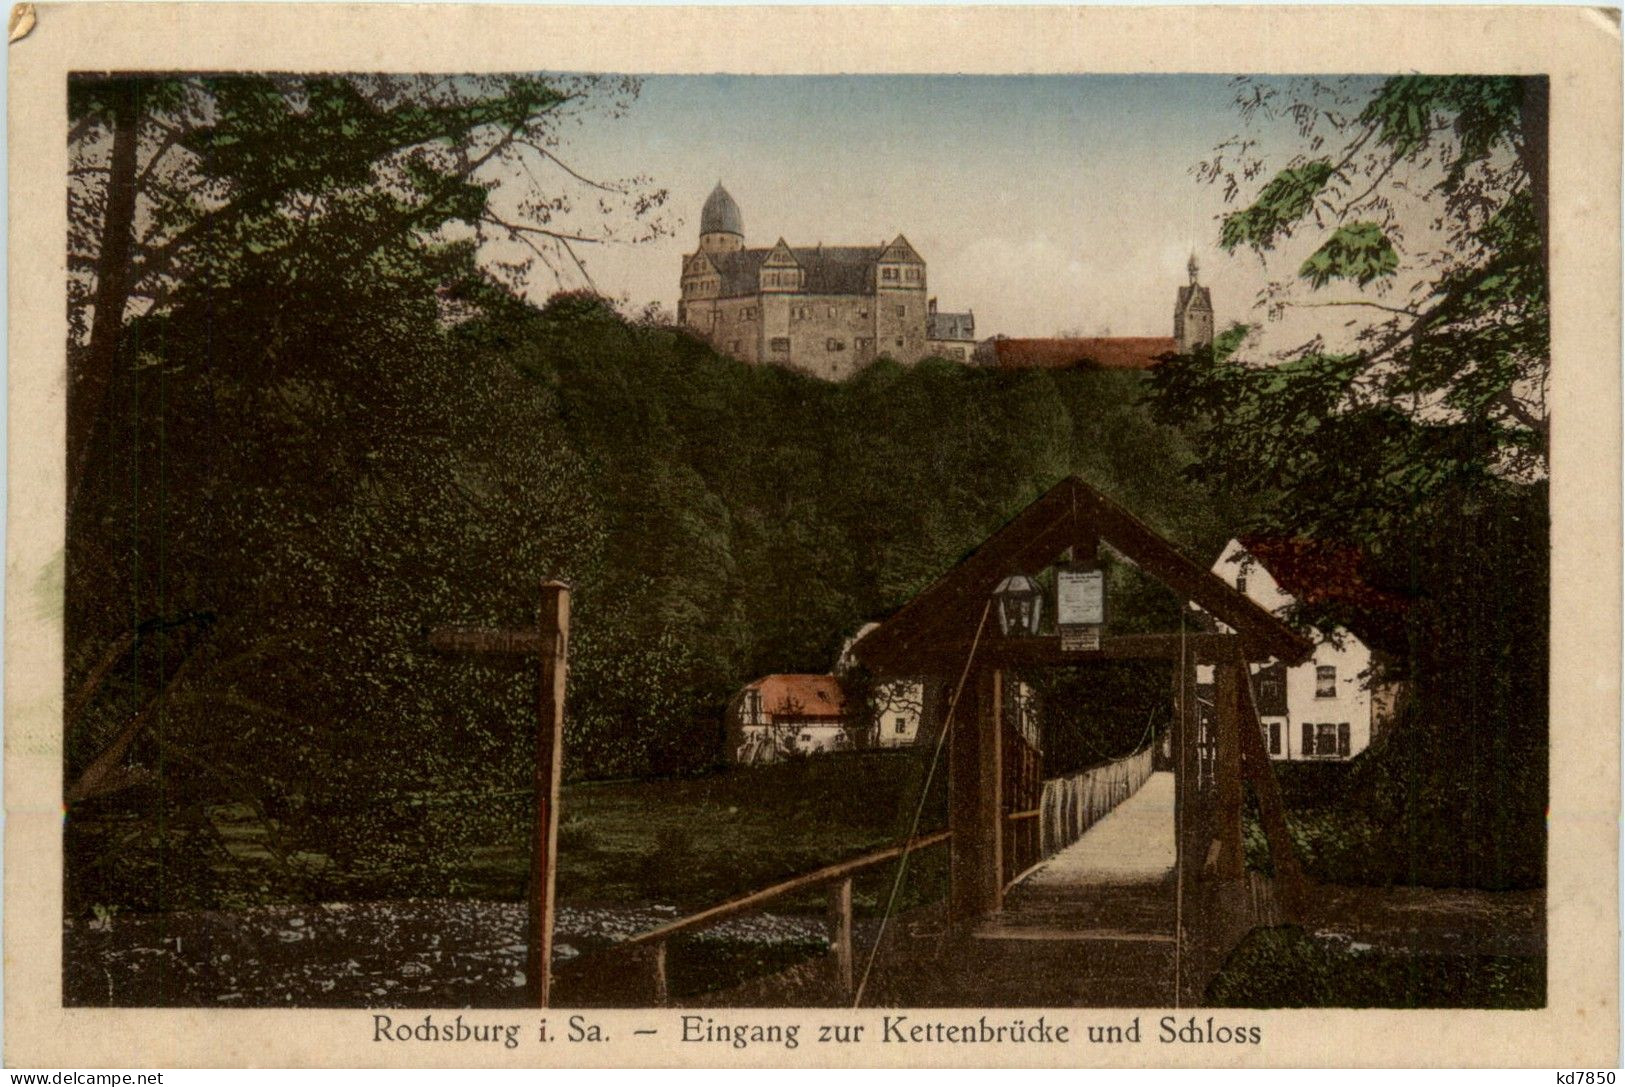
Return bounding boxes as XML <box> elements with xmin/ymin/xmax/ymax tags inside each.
<box><xmin>849</xmin><ymin>477</ymin><xmax>1314</xmax><ymax>994</ymax></box>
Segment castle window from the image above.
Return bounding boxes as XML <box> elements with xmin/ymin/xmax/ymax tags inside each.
<box><xmin>895</xmin><ymin>305</ymin><xmax>906</xmax><ymax>318</ymax></box>
<box><xmin>770</xmin><ymin>337</ymin><xmax>790</xmax><ymax>353</ymax></box>
<box><xmin>826</xmin><ymin>338</ymin><xmax>845</xmax><ymax>352</ymax></box>
<box><xmin>855</xmin><ymin>337</ymin><xmax>873</xmax><ymax>351</ymax></box>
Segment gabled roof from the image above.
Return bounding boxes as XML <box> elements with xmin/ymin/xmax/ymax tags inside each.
<box><xmin>1177</xmin><ymin>284</ymin><xmax>1212</xmax><ymax>313</ymax></box>
<box><xmin>927</xmin><ymin>310</ymin><xmax>975</xmax><ymax>341</ymax></box>
<box><xmin>988</xmin><ymin>337</ymin><xmax>1178</xmax><ymax>371</ymax></box>
<box><xmin>852</xmin><ymin>477</ymin><xmax>1314</xmax><ymax>672</ymax></box>
<box><xmin>740</xmin><ymin>674</ymin><xmax>848</xmax><ymax>718</ymax></box>
<box><xmin>702</xmin><ymin>245</ymin><xmax>891</xmax><ymax>298</ymax></box>
<box><xmin>879</xmin><ymin>235</ymin><xmax>924</xmax><ymax>264</ymax></box>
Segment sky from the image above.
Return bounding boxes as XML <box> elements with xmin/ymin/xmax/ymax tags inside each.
<box><xmin>534</xmin><ymin>74</ymin><xmax>1290</xmax><ymax>340</ymax></box>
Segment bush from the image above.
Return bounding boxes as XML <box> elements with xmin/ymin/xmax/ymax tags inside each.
<box><xmin>1207</xmin><ymin>926</ymin><xmax>1543</xmax><ymax>1008</ymax></box>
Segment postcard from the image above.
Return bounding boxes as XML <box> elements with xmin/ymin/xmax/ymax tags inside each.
<box><xmin>6</xmin><ymin>2</ymin><xmax>1620</xmax><ymax>1068</ymax></box>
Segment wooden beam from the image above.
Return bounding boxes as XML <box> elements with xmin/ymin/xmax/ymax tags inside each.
<box><xmin>899</xmin><ymin>631</ymin><xmax>1271</xmax><ymax>670</ymax></box>
<box><xmin>621</xmin><ymin>830</ymin><xmax>952</xmax><ymax>948</ymax></box>
<box><xmin>1236</xmin><ymin>670</ymin><xmax>1309</xmax><ymax>920</ymax></box>
<box><xmin>828</xmin><ymin>877</ymin><xmax>854</xmax><ymax>1001</ymax></box>
<box><xmin>851</xmin><ymin>477</ymin><xmax>1313</xmax><ymax>674</ymax></box>
<box><xmin>1213</xmin><ymin>661</ymin><xmax>1245</xmax><ymax>881</ymax></box>
<box><xmin>529</xmin><ymin>580</ymin><xmax>570</xmax><ymax>1008</ymax></box>
<box><xmin>1073</xmin><ymin>485</ymin><xmax>1313</xmax><ymax>666</ymax></box>
<box><xmin>949</xmin><ymin>667</ymin><xmax>1003</xmax><ymax>923</ymax></box>
<box><xmin>985</xmin><ymin>668</ymin><xmax>1006</xmax><ymax>915</ymax></box>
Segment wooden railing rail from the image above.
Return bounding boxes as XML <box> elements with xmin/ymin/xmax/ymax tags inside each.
<box><xmin>610</xmin><ymin>829</ymin><xmax>952</xmax><ymax>1006</ymax></box>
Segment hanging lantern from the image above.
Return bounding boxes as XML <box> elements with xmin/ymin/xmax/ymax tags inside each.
<box><xmin>992</xmin><ymin>574</ymin><xmax>1044</xmax><ymax>637</ymax></box>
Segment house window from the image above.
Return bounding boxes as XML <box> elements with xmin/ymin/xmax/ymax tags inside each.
<box><xmin>770</xmin><ymin>337</ymin><xmax>790</xmax><ymax>353</ymax></box>
<box><xmin>794</xmin><ymin>306</ymin><xmax>811</xmax><ymax>320</ymax></box>
<box><xmin>895</xmin><ymin>338</ymin><xmax>904</xmax><ymax>347</ymax></box>
<box><xmin>855</xmin><ymin>337</ymin><xmax>873</xmax><ymax>351</ymax></box>
<box><xmin>728</xmin><ymin>340</ymin><xmax>740</xmax><ymax>354</ymax></box>
<box><xmin>895</xmin><ymin>305</ymin><xmax>907</xmax><ymax>317</ymax></box>
<box><xmin>1236</xmin><ymin>574</ymin><xmax>1247</xmax><ymax>594</ymax></box>
<box><xmin>827</xmin><ymin>305</ymin><xmax>836</xmax><ymax>318</ymax></box>
<box><xmin>1259</xmin><ymin>677</ymin><xmax>1283</xmax><ymax>706</ymax></box>
<box><xmin>858</xmin><ymin>307</ymin><xmax>869</xmax><ymax>318</ymax></box>
<box><xmin>905</xmin><ymin>267</ymin><xmax>920</xmax><ymax>281</ymax></box>
<box><xmin>1302</xmin><ymin>722</ymin><xmax>1346</xmax><ymax>758</ymax></box>
<box><xmin>826</xmin><ymin>338</ymin><xmax>845</xmax><ymax>351</ymax></box>
<box><xmin>894</xmin><ymin>717</ymin><xmax>907</xmax><ymax>735</ymax></box>
<box><xmin>882</xmin><ymin>267</ymin><xmax>898</xmax><ymax>281</ymax></box>
<box><xmin>742</xmin><ymin>307</ymin><xmax>756</xmax><ymax>321</ymax></box>
<box><xmin>1315</xmin><ymin>665</ymin><xmax>1337</xmax><ymax>698</ymax></box>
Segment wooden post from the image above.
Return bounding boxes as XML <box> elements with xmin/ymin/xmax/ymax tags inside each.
<box><xmin>428</xmin><ymin>579</ymin><xmax>571</xmax><ymax>1008</ymax></box>
<box><xmin>828</xmin><ymin>876</ymin><xmax>854</xmax><ymax>1000</ymax></box>
<box><xmin>948</xmin><ymin>666</ymin><xmax>1003</xmax><ymax>923</ymax></box>
<box><xmin>528</xmin><ymin>580</ymin><xmax>570</xmax><ymax>1007</ymax></box>
<box><xmin>1213</xmin><ymin>660</ymin><xmax>1245</xmax><ymax>881</ymax></box>
<box><xmin>651</xmin><ymin>940</ymin><xmax>669</xmax><ymax>1006</ymax></box>
<box><xmin>1235</xmin><ymin>671</ymin><xmax>1309</xmax><ymax>920</ymax></box>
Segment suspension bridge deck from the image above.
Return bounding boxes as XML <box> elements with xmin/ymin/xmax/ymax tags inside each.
<box><xmin>851</xmin><ymin>771</ymin><xmax>1184</xmax><ymax>1007</ymax></box>
<box><xmin>976</xmin><ymin>770</ymin><xmax>1178</xmax><ymax>943</ymax></box>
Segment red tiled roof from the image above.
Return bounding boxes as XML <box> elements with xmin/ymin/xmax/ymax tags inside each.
<box><xmin>1238</xmin><ymin>536</ymin><xmax>1410</xmax><ymax>615</ymax></box>
<box><xmin>989</xmin><ymin>337</ymin><xmax>1178</xmax><ymax>371</ymax></box>
<box><xmin>742</xmin><ymin>674</ymin><xmax>848</xmax><ymax>719</ymax></box>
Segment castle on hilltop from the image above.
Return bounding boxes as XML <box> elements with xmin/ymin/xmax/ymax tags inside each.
<box><xmin>678</xmin><ymin>182</ymin><xmax>1213</xmax><ymax>379</ymax></box>
<box><xmin>676</xmin><ymin>183</ymin><xmax>975</xmax><ymax>380</ymax></box>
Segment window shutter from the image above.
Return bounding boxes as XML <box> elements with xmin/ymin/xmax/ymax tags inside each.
<box><xmin>1302</xmin><ymin>722</ymin><xmax>1314</xmax><ymax>757</ymax></box>
<box><xmin>1338</xmin><ymin>722</ymin><xmax>1351</xmax><ymax>757</ymax></box>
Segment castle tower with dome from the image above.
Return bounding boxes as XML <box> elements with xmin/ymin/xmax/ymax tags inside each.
<box><xmin>678</xmin><ymin>182</ymin><xmax>953</xmax><ymax>381</ymax></box>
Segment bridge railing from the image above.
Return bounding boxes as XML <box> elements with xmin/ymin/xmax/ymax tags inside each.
<box><xmin>556</xmin><ymin>829</ymin><xmax>951</xmax><ymax>1007</ymax></box>
<box><xmin>1038</xmin><ymin>743</ymin><xmax>1156</xmax><ymax>859</ymax></box>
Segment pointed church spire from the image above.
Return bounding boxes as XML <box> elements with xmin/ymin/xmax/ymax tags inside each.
<box><xmin>1188</xmin><ymin>253</ymin><xmax>1200</xmax><ymax>285</ymax></box>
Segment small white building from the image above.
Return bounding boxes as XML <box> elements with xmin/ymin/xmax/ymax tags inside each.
<box><xmin>1201</xmin><ymin>537</ymin><xmax>1406</xmax><ymax>762</ymax></box>
<box><xmin>727</xmin><ymin>673</ymin><xmax>855</xmax><ymax>765</ymax></box>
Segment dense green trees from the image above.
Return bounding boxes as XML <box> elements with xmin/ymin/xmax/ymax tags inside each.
<box><xmin>1151</xmin><ymin>75</ymin><xmax>1549</xmax><ymax>888</ymax></box>
<box><xmin>65</xmin><ymin>70</ymin><xmax>1228</xmax><ymax>910</ymax></box>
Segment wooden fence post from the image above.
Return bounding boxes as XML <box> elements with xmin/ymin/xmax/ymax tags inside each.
<box><xmin>530</xmin><ymin>580</ymin><xmax>570</xmax><ymax>1007</ymax></box>
<box><xmin>650</xmin><ymin>940</ymin><xmax>669</xmax><ymax>1006</ymax></box>
<box><xmin>828</xmin><ymin>876</ymin><xmax>854</xmax><ymax>1001</ymax></box>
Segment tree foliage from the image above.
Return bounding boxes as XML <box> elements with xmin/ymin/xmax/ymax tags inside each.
<box><xmin>1153</xmin><ymin>74</ymin><xmax>1549</xmax><ymax>889</ymax></box>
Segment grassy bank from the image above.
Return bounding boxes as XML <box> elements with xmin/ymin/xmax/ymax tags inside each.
<box><xmin>1207</xmin><ymin>926</ymin><xmax>1544</xmax><ymax>1008</ymax></box>
<box><xmin>71</xmin><ymin>750</ymin><xmax>949</xmax><ymax>915</ymax></box>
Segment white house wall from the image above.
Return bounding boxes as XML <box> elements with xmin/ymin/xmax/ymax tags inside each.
<box><xmin>1209</xmin><ymin>537</ymin><xmax>1375</xmax><ymax>762</ymax></box>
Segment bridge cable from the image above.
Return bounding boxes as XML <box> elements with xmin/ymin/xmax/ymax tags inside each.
<box><xmin>1173</xmin><ymin>611</ymin><xmax>1187</xmax><ymax>1008</ymax></box>
<box><xmin>851</xmin><ymin>599</ymin><xmax>992</xmax><ymax>1009</ymax></box>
